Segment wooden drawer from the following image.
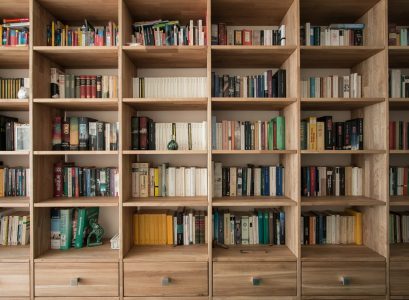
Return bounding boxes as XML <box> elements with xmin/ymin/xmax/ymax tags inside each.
<box><xmin>302</xmin><ymin>262</ymin><xmax>386</xmax><ymax>296</ymax></box>
<box><xmin>391</xmin><ymin>261</ymin><xmax>409</xmax><ymax>295</ymax></box>
<box><xmin>34</xmin><ymin>262</ymin><xmax>118</xmax><ymax>297</ymax></box>
<box><xmin>0</xmin><ymin>263</ymin><xmax>30</xmax><ymax>297</ymax></box>
<box><xmin>213</xmin><ymin>262</ymin><xmax>297</xmax><ymax>296</ymax></box>
<box><xmin>124</xmin><ymin>262</ymin><xmax>208</xmax><ymax>297</ymax></box>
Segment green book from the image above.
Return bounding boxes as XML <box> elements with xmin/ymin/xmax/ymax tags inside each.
<box><xmin>60</xmin><ymin>208</ymin><xmax>73</xmax><ymax>250</ymax></box>
<box><xmin>257</xmin><ymin>210</ymin><xmax>263</xmax><ymax>244</ymax></box>
<box><xmin>263</xmin><ymin>211</ymin><xmax>269</xmax><ymax>245</ymax></box>
<box><xmin>274</xmin><ymin>116</ymin><xmax>285</xmax><ymax>150</ymax></box>
<box><xmin>74</xmin><ymin>207</ymin><xmax>99</xmax><ymax>248</ymax></box>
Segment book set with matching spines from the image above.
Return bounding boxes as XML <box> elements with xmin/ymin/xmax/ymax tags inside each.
<box><xmin>389</xmin><ymin>24</ymin><xmax>409</xmax><ymax>46</ymax></box>
<box><xmin>212</xmin><ymin>116</ymin><xmax>285</xmax><ymax>151</ymax></box>
<box><xmin>301</xmin><ymin>209</ymin><xmax>363</xmax><ymax>245</ymax></box>
<box><xmin>0</xmin><ymin>164</ymin><xmax>30</xmax><ymax>197</ymax></box>
<box><xmin>53</xmin><ymin>162</ymin><xmax>119</xmax><ymax>198</ymax></box>
<box><xmin>50</xmin><ymin>68</ymin><xmax>118</xmax><ymax>99</ymax></box>
<box><xmin>0</xmin><ymin>115</ymin><xmax>30</xmax><ymax>151</ymax></box>
<box><xmin>212</xmin><ymin>24</ymin><xmax>286</xmax><ymax>46</ymax></box>
<box><xmin>133</xmin><ymin>210</ymin><xmax>207</xmax><ymax>246</ymax></box>
<box><xmin>51</xmin><ymin>207</ymin><xmax>100</xmax><ymax>250</ymax></box>
<box><xmin>211</xmin><ymin>69</ymin><xmax>286</xmax><ymax>98</ymax></box>
<box><xmin>0</xmin><ymin>77</ymin><xmax>29</xmax><ymax>99</ymax></box>
<box><xmin>301</xmin><ymin>73</ymin><xmax>362</xmax><ymax>98</ymax></box>
<box><xmin>1</xmin><ymin>18</ymin><xmax>29</xmax><ymax>46</ymax></box>
<box><xmin>302</xmin><ymin>166</ymin><xmax>363</xmax><ymax>197</ymax></box>
<box><xmin>52</xmin><ymin>116</ymin><xmax>119</xmax><ymax>151</ymax></box>
<box><xmin>47</xmin><ymin>20</ymin><xmax>118</xmax><ymax>46</ymax></box>
<box><xmin>390</xmin><ymin>167</ymin><xmax>409</xmax><ymax>196</ymax></box>
<box><xmin>132</xmin><ymin>163</ymin><xmax>208</xmax><ymax>198</ymax></box>
<box><xmin>390</xmin><ymin>212</ymin><xmax>409</xmax><ymax>244</ymax></box>
<box><xmin>213</xmin><ymin>162</ymin><xmax>285</xmax><ymax>198</ymax></box>
<box><xmin>389</xmin><ymin>121</ymin><xmax>409</xmax><ymax>150</ymax></box>
<box><xmin>213</xmin><ymin>209</ymin><xmax>285</xmax><ymax>245</ymax></box>
<box><xmin>131</xmin><ymin>117</ymin><xmax>207</xmax><ymax>151</ymax></box>
<box><xmin>301</xmin><ymin>116</ymin><xmax>364</xmax><ymax>151</ymax></box>
<box><xmin>389</xmin><ymin>69</ymin><xmax>409</xmax><ymax>98</ymax></box>
<box><xmin>131</xmin><ymin>20</ymin><xmax>206</xmax><ymax>46</ymax></box>
<box><xmin>0</xmin><ymin>211</ymin><xmax>30</xmax><ymax>246</ymax></box>
<box><xmin>301</xmin><ymin>23</ymin><xmax>364</xmax><ymax>46</ymax></box>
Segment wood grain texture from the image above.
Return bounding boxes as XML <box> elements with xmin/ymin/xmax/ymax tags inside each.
<box><xmin>0</xmin><ymin>47</ymin><xmax>29</xmax><ymax>68</ymax></box>
<box><xmin>0</xmin><ymin>197</ymin><xmax>30</xmax><ymax>208</ymax></box>
<box><xmin>0</xmin><ymin>246</ymin><xmax>30</xmax><ymax>262</ymax></box>
<box><xmin>0</xmin><ymin>0</ymin><xmax>29</xmax><ymax>17</ymax></box>
<box><xmin>390</xmin><ymin>261</ymin><xmax>409</xmax><ymax>295</ymax></box>
<box><xmin>390</xmin><ymin>244</ymin><xmax>409</xmax><ymax>262</ymax></box>
<box><xmin>389</xmin><ymin>196</ymin><xmax>409</xmax><ymax>206</ymax></box>
<box><xmin>124</xmin><ymin>98</ymin><xmax>208</xmax><ymax>110</ymax></box>
<box><xmin>0</xmin><ymin>99</ymin><xmax>30</xmax><ymax>111</ymax></box>
<box><xmin>124</xmin><ymin>196</ymin><xmax>208</xmax><ymax>207</ymax></box>
<box><xmin>33</xmin><ymin>197</ymin><xmax>119</xmax><ymax>207</ymax></box>
<box><xmin>301</xmin><ymin>245</ymin><xmax>385</xmax><ymax>262</ymax></box>
<box><xmin>33</xmin><ymin>98</ymin><xmax>119</xmax><ymax>111</ymax></box>
<box><xmin>389</xmin><ymin>98</ymin><xmax>409</xmax><ymax>110</ymax></box>
<box><xmin>211</xmin><ymin>98</ymin><xmax>296</xmax><ymax>111</ymax></box>
<box><xmin>124</xmin><ymin>245</ymin><xmax>208</xmax><ymax>262</ymax></box>
<box><xmin>213</xmin><ymin>262</ymin><xmax>296</xmax><ymax>296</ymax></box>
<box><xmin>212</xmin><ymin>196</ymin><xmax>296</xmax><ymax>207</ymax></box>
<box><xmin>213</xmin><ymin>245</ymin><xmax>296</xmax><ymax>262</ymax></box>
<box><xmin>301</xmin><ymin>196</ymin><xmax>385</xmax><ymax>206</ymax></box>
<box><xmin>301</xmin><ymin>98</ymin><xmax>385</xmax><ymax>110</ymax></box>
<box><xmin>0</xmin><ymin>263</ymin><xmax>30</xmax><ymax>296</ymax></box>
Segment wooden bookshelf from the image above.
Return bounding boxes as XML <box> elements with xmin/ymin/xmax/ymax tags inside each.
<box><xmin>123</xmin><ymin>98</ymin><xmax>208</xmax><ymax>110</ymax></box>
<box><xmin>212</xmin><ymin>196</ymin><xmax>296</xmax><ymax>207</ymax></box>
<box><xmin>0</xmin><ymin>47</ymin><xmax>29</xmax><ymax>68</ymax></box>
<box><xmin>301</xmin><ymin>245</ymin><xmax>385</xmax><ymax>262</ymax></box>
<box><xmin>301</xmin><ymin>98</ymin><xmax>385</xmax><ymax>110</ymax></box>
<box><xmin>124</xmin><ymin>196</ymin><xmax>208</xmax><ymax>207</ymax></box>
<box><xmin>213</xmin><ymin>245</ymin><xmax>297</xmax><ymax>262</ymax></box>
<box><xmin>33</xmin><ymin>197</ymin><xmax>119</xmax><ymax>207</ymax></box>
<box><xmin>33</xmin><ymin>98</ymin><xmax>119</xmax><ymax>110</ymax></box>
<box><xmin>0</xmin><ymin>197</ymin><xmax>30</xmax><ymax>208</ymax></box>
<box><xmin>0</xmin><ymin>99</ymin><xmax>29</xmax><ymax>111</ymax></box>
<box><xmin>124</xmin><ymin>244</ymin><xmax>208</xmax><ymax>262</ymax></box>
<box><xmin>0</xmin><ymin>245</ymin><xmax>30</xmax><ymax>263</ymax></box>
<box><xmin>301</xmin><ymin>196</ymin><xmax>386</xmax><ymax>206</ymax></box>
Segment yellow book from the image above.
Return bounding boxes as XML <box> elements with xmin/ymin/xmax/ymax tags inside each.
<box><xmin>307</xmin><ymin>117</ymin><xmax>317</xmax><ymax>150</ymax></box>
<box><xmin>160</xmin><ymin>213</ymin><xmax>167</xmax><ymax>245</ymax></box>
<box><xmin>51</xmin><ymin>21</ymin><xmax>55</xmax><ymax>46</ymax></box>
<box><xmin>133</xmin><ymin>214</ymin><xmax>139</xmax><ymax>245</ymax></box>
<box><xmin>166</xmin><ymin>214</ymin><xmax>173</xmax><ymax>245</ymax></box>
<box><xmin>316</xmin><ymin>122</ymin><xmax>325</xmax><ymax>151</ymax></box>
<box><xmin>0</xmin><ymin>168</ymin><xmax>4</xmax><ymax>197</ymax></box>
<box><xmin>140</xmin><ymin>214</ymin><xmax>145</xmax><ymax>245</ymax></box>
<box><xmin>154</xmin><ymin>168</ymin><xmax>160</xmax><ymax>196</ymax></box>
<box><xmin>77</xmin><ymin>28</ymin><xmax>81</xmax><ymax>46</ymax></box>
<box><xmin>345</xmin><ymin>208</ymin><xmax>363</xmax><ymax>245</ymax></box>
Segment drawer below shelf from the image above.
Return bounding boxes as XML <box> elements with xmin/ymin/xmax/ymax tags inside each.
<box><xmin>0</xmin><ymin>262</ymin><xmax>30</xmax><ymax>297</ymax></box>
<box><xmin>391</xmin><ymin>261</ymin><xmax>409</xmax><ymax>296</ymax></box>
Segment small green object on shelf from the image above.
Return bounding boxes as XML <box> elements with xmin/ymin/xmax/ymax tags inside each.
<box><xmin>87</xmin><ymin>217</ymin><xmax>105</xmax><ymax>247</ymax></box>
<box><xmin>167</xmin><ymin>122</ymin><xmax>179</xmax><ymax>150</ymax></box>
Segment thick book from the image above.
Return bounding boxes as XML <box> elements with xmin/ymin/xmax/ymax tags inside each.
<box><xmin>59</xmin><ymin>208</ymin><xmax>73</xmax><ymax>250</ymax></box>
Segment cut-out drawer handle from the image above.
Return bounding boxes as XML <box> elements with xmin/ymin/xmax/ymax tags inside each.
<box><xmin>70</xmin><ymin>277</ymin><xmax>80</xmax><ymax>286</ymax></box>
<box><xmin>340</xmin><ymin>276</ymin><xmax>350</xmax><ymax>286</ymax></box>
<box><xmin>251</xmin><ymin>277</ymin><xmax>261</xmax><ymax>286</ymax></box>
<box><xmin>161</xmin><ymin>277</ymin><xmax>171</xmax><ymax>286</ymax></box>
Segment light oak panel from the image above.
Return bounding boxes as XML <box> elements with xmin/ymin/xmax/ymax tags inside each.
<box><xmin>0</xmin><ymin>47</ymin><xmax>29</xmax><ymax>68</ymax></box>
<box><xmin>0</xmin><ymin>0</ymin><xmax>29</xmax><ymax>17</ymax></box>
<box><xmin>0</xmin><ymin>263</ymin><xmax>30</xmax><ymax>297</ymax></box>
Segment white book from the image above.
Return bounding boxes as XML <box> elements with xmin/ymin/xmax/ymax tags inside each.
<box><xmin>168</xmin><ymin>167</ymin><xmax>176</xmax><ymax>197</ymax></box>
<box><xmin>190</xmin><ymin>167</ymin><xmax>196</xmax><ymax>196</ymax></box>
<box><xmin>254</xmin><ymin>168</ymin><xmax>261</xmax><ymax>196</ymax></box>
<box><xmin>330</xmin><ymin>29</ymin><xmax>340</xmax><ymax>46</ymax></box>
<box><xmin>305</xmin><ymin>23</ymin><xmax>311</xmax><ymax>46</ymax></box>
<box><xmin>133</xmin><ymin>77</ymin><xmax>139</xmax><ymax>98</ymax></box>
<box><xmin>105</xmin><ymin>123</ymin><xmax>110</xmax><ymax>150</ymax></box>
<box><xmin>279</xmin><ymin>24</ymin><xmax>286</xmax><ymax>45</ymax></box>
<box><xmin>343</xmin><ymin>75</ymin><xmax>350</xmax><ymax>98</ymax></box>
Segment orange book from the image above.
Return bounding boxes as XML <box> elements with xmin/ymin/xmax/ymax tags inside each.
<box><xmin>166</xmin><ymin>214</ymin><xmax>173</xmax><ymax>245</ymax></box>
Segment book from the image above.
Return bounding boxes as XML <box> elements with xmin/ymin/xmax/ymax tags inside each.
<box><xmin>301</xmin><ymin>23</ymin><xmax>364</xmax><ymax>46</ymax></box>
<box><xmin>59</xmin><ymin>208</ymin><xmax>73</xmax><ymax>250</ymax></box>
<box><xmin>301</xmin><ymin>73</ymin><xmax>361</xmax><ymax>98</ymax></box>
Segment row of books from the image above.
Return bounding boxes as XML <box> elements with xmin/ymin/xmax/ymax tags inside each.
<box><xmin>301</xmin><ymin>23</ymin><xmax>364</xmax><ymax>46</ymax></box>
<box><xmin>53</xmin><ymin>163</ymin><xmax>119</xmax><ymax>198</ymax></box>
<box><xmin>390</xmin><ymin>167</ymin><xmax>409</xmax><ymax>196</ymax></box>
<box><xmin>301</xmin><ymin>209</ymin><xmax>362</xmax><ymax>245</ymax></box>
<box><xmin>389</xmin><ymin>24</ymin><xmax>409</xmax><ymax>46</ymax></box>
<box><xmin>212</xmin><ymin>24</ymin><xmax>286</xmax><ymax>46</ymax></box>
<box><xmin>0</xmin><ymin>166</ymin><xmax>30</xmax><ymax>197</ymax></box>
<box><xmin>131</xmin><ymin>117</ymin><xmax>207</xmax><ymax>151</ymax></box>
<box><xmin>132</xmin><ymin>163</ymin><xmax>208</xmax><ymax>198</ymax></box>
<box><xmin>301</xmin><ymin>74</ymin><xmax>362</xmax><ymax>98</ymax></box>
<box><xmin>0</xmin><ymin>78</ymin><xmax>29</xmax><ymax>99</ymax></box>
<box><xmin>389</xmin><ymin>121</ymin><xmax>409</xmax><ymax>150</ymax></box>
<box><xmin>389</xmin><ymin>69</ymin><xmax>409</xmax><ymax>98</ymax></box>
<box><xmin>133</xmin><ymin>210</ymin><xmax>208</xmax><ymax>246</ymax></box>
<box><xmin>212</xmin><ymin>117</ymin><xmax>285</xmax><ymax>151</ymax></box>
<box><xmin>1</xmin><ymin>18</ymin><xmax>29</xmax><ymax>46</ymax></box>
<box><xmin>50</xmin><ymin>69</ymin><xmax>118</xmax><ymax>99</ymax></box>
<box><xmin>132</xmin><ymin>77</ymin><xmax>207</xmax><ymax>98</ymax></box>
<box><xmin>213</xmin><ymin>163</ymin><xmax>284</xmax><ymax>197</ymax></box>
<box><xmin>390</xmin><ymin>212</ymin><xmax>409</xmax><ymax>244</ymax></box>
<box><xmin>211</xmin><ymin>70</ymin><xmax>286</xmax><ymax>98</ymax></box>
<box><xmin>52</xmin><ymin>116</ymin><xmax>119</xmax><ymax>151</ymax></box>
<box><xmin>302</xmin><ymin>166</ymin><xmax>363</xmax><ymax>197</ymax></box>
<box><xmin>0</xmin><ymin>115</ymin><xmax>30</xmax><ymax>151</ymax></box>
<box><xmin>47</xmin><ymin>20</ymin><xmax>118</xmax><ymax>46</ymax></box>
<box><xmin>213</xmin><ymin>209</ymin><xmax>285</xmax><ymax>245</ymax></box>
<box><xmin>301</xmin><ymin>116</ymin><xmax>364</xmax><ymax>151</ymax></box>
<box><xmin>51</xmin><ymin>207</ymin><xmax>100</xmax><ymax>250</ymax></box>
<box><xmin>131</xmin><ymin>20</ymin><xmax>206</xmax><ymax>46</ymax></box>
<box><xmin>0</xmin><ymin>211</ymin><xmax>30</xmax><ymax>246</ymax></box>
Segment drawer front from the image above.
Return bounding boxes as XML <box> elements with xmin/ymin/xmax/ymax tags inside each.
<box><xmin>124</xmin><ymin>262</ymin><xmax>208</xmax><ymax>297</ymax></box>
<box><xmin>213</xmin><ymin>262</ymin><xmax>297</xmax><ymax>296</ymax></box>
<box><xmin>0</xmin><ymin>263</ymin><xmax>30</xmax><ymax>297</ymax></box>
<box><xmin>35</xmin><ymin>262</ymin><xmax>118</xmax><ymax>297</ymax></box>
<box><xmin>302</xmin><ymin>262</ymin><xmax>386</xmax><ymax>296</ymax></box>
<box><xmin>391</xmin><ymin>261</ymin><xmax>409</xmax><ymax>295</ymax></box>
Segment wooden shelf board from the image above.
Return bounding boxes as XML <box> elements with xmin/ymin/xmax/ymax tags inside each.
<box><xmin>212</xmin><ymin>196</ymin><xmax>296</xmax><ymax>207</ymax></box>
<box><xmin>301</xmin><ymin>98</ymin><xmax>385</xmax><ymax>110</ymax></box>
<box><xmin>300</xmin><ymin>0</ymin><xmax>381</xmax><ymax>24</ymax></box>
<box><xmin>389</xmin><ymin>98</ymin><xmax>409</xmax><ymax>110</ymax></box>
<box><xmin>390</xmin><ymin>243</ymin><xmax>409</xmax><ymax>261</ymax></box>
<box><xmin>301</xmin><ymin>150</ymin><xmax>385</xmax><ymax>154</ymax></box>
<box><xmin>213</xmin><ymin>150</ymin><xmax>296</xmax><ymax>155</ymax></box>
<box><xmin>0</xmin><ymin>99</ymin><xmax>29</xmax><ymax>111</ymax></box>
<box><xmin>35</xmin><ymin>241</ymin><xmax>118</xmax><ymax>262</ymax></box>
<box><xmin>124</xmin><ymin>244</ymin><xmax>208</xmax><ymax>262</ymax></box>
<box><xmin>124</xmin><ymin>196</ymin><xmax>208</xmax><ymax>207</ymax></box>
<box><xmin>301</xmin><ymin>245</ymin><xmax>385</xmax><ymax>262</ymax></box>
<box><xmin>123</xmin><ymin>98</ymin><xmax>208</xmax><ymax>111</ymax></box>
<box><xmin>0</xmin><ymin>1</ymin><xmax>29</xmax><ymax>18</ymax></box>
<box><xmin>123</xmin><ymin>150</ymin><xmax>207</xmax><ymax>155</ymax></box>
<box><xmin>212</xmin><ymin>97</ymin><xmax>296</xmax><ymax>110</ymax></box>
<box><xmin>0</xmin><ymin>245</ymin><xmax>30</xmax><ymax>262</ymax></box>
<box><xmin>300</xmin><ymin>46</ymin><xmax>384</xmax><ymax>68</ymax></box>
<box><xmin>0</xmin><ymin>46</ymin><xmax>29</xmax><ymax>68</ymax></box>
<box><xmin>36</xmin><ymin>0</ymin><xmax>118</xmax><ymax>22</ymax></box>
<box><xmin>33</xmin><ymin>46</ymin><xmax>118</xmax><ymax>68</ymax></box>
<box><xmin>389</xmin><ymin>46</ymin><xmax>409</xmax><ymax>67</ymax></box>
<box><xmin>213</xmin><ymin>245</ymin><xmax>296</xmax><ymax>262</ymax></box>
<box><xmin>34</xmin><ymin>197</ymin><xmax>119</xmax><ymax>207</ymax></box>
<box><xmin>33</xmin><ymin>98</ymin><xmax>119</xmax><ymax>111</ymax></box>
<box><xmin>0</xmin><ymin>150</ymin><xmax>30</xmax><ymax>155</ymax></box>
<box><xmin>123</xmin><ymin>46</ymin><xmax>207</xmax><ymax>68</ymax></box>
<box><xmin>390</xmin><ymin>196</ymin><xmax>409</xmax><ymax>206</ymax></box>
<box><xmin>301</xmin><ymin>196</ymin><xmax>385</xmax><ymax>206</ymax></box>
<box><xmin>212</xmin><ymin>45</ymin><xmax>296</xmax><ymax>68</ymax></box>
<box><xmin>0</xmin><ymin>197</ymin><xmax>30</xmax><ymax>208</ymax></box>
<box><xmin>390</xmin><ymin>150</ymin><xmax>409</xmax><ymax>154</ymax></box>
<box><xmin>34</xmin><ymin>150</ymin><xmax>119</xmax><ymax>155</ymax></box>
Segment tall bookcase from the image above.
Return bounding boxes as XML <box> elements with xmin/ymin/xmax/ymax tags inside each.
<box><xmin>0</xmin><ymin>0</ymin><xmax>407</xmax><ymax>299</ymax></box>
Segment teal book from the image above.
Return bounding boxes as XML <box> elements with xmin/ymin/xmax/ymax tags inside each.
<box><xmin>263</xmin><ymin>211</ymin><xmax>269</xmax><ymax>245</ymax></box>
<box><xmin>258</xmin><ymin>211</ymin><xmax>263</xmax><ymax>244</ymax></box>
<box><xmin>274</xmin><ymin>116</ymin><xmax>285</xmax><ymax>150</ymax></box>
<box><xmin>60</xmin><ymin>208</ymin><xmax>73</xmax><ymax>250</ymax></box>
<box><xmin>74</xmin><ymin>207</ymin><xmax>99</xmax><ymax>248</ymax></box>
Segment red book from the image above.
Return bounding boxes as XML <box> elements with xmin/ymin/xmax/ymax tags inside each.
<box><xmin>80</xmin><ymin>75</ymin><xmax>86</xmax><ymax>98</ymax></box>
<box><xmin>310</xmin><ymin>167</ymin><xmax>316</xmax><ymax>196</ymax></box>
<box><xmin>222</xmin><ymin>121</ymin><xmax>227</xmax><ymax>150</ymax></box>
<box><xmin>91</xmin><ymin>75</ymin><xmax>97</xmax><ymax>98</ymax></box>
<box><xmin>218</xmin><ymin>23</ymin><xmax>227</xmax><ymax>45</ymax></box>
<box><xmin>86</xmin><ymin>76</ymin><xmax>91</xmax><ymax>98</ymax></box>
<box><xmin>74</xmin><ymin>167</ymin><xmax>79</xmax><ymax>197</ymax></box>
<box><xmin>404</xmin><ymin>167</ymin><xmax>408</xmax><ymax>196</ymax></box>
<box><xmin>139</xmin><ymin>117</ymin><xmax>149</xmax><ymax>150</ymax></box>
<box><xmin>242</xmin><ymin>29</ymin><xmax>252</xmax><ymax>45</ymax></box>
<box><xmin>273</xmin><ymin>122</ymin><xmax>277</xmax><ymax>150</ymax></box>
<box><xmin>2</xmin><ymin>18</ymin><xmax>29</xmax><ymax>23</ymax></box>
<box><xmin>53</xmin><ymin>161</ymin><xmax>63</xmax><ymax>197</ymax></box>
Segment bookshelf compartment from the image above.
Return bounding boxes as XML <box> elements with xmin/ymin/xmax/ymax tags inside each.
<box><xmin>123</xmin><ymin>98</ymin><xmax>208</xmax><ymax>111</ymax></box>
<box><xmin>124</xmin><ymin>244</ymin><xmax>208</xmax><ymax>262</ymax></box>
<box><xmin>213</xmin><ymin>261</ymin><xmax>297</xmax><ymax>296</ymax></box>
<box><xmin>33</xmin><ymin>98</ymin><xmax>119</xmax><ymax>111</ymax></box>
<box><xmin>124</xmin><ymin>262</ymin><xmax>208</xmax><ymax>297</ymax></box>
<box><xmin>0</xmin><ymin>262</ymin><xmax>30</xmax><ymax>297</ymax></box>
<box><xmin>390</xmin><ymin>261</ymin><xmax>409</xmax><ymax>295</ymax></box>
<box><xmin>212</xmin><ymin>245</ymin><xmax>297</xmax><ymax>262</ymax></box>
<box><xmin>0</xmin><ymin>48</ymin><xmax>29</xmax><ymax>69</ymax></box>
<box><xmin>34</xmin><ymin>262</ymin><xmax>119</xmax><ymax>297</ymax></box>
<box><xmin>301</xmin><ymin>261</ymin><xmax>386</xmax><ymax>296</ymax></box>
<box><xmin>389</xmin><ymin>47</ymin><xmax>409</xmax><ymax>68</ymax></box>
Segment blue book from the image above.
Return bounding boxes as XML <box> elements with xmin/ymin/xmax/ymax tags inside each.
<box><xmin>276</xmin><ymin>166</ymin><xmax>282</xmax><ymax>196</ymax></box>
<box><xmin>258</xmin><ymin>210</ymin><xmax>263</xmax><ymax>244</ymax></box>
<box><xmin>218</xmin><ymin>212</ymin><xmax>224</xmax><ymax>244</ymax></box>
<box><xmin>279</xmin><ymin>211</ymin><xmax>285</xmax><ymax>245</ymax></box>
<box><xmin>310</xmin><ymin>78</ymin><xmax>315</xmax><ymax>98</ymax></box>
<box><xmin>306</xmin><ymin>167</ymin><xmax>310</xmax><ymax>197</ymax></box>
<box><xmin>317</xmin><ymin>213</ymin><xmax>324</xmax><ymax>244</ymax></box>
<box><xmin>212</xmin><ymin>116</ymin><xmax>217</xmax><ymax>150</ymax></box>
<box><xmin>329</xmin><ymin>23</ymin><xmax>365</xmax><ymax>30</ymax></box>
<box><xmin>214</xmin><ymin>211</ymin><xmax>219</xmax><ymax>242</ymax></box>
<box><xmin>265</xmin><ymin>166</ymin><xmax>270</xmax><ymax>196</ymax></box>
